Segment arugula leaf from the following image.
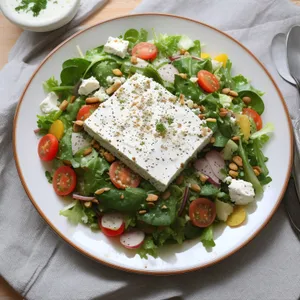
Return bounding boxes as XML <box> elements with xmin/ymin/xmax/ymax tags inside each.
<box><xmin>57</xmin><ymin>127</ymin><xmax>73</xmax><ymax>161</ymax></box>
<box><xmin>188</xmin><ymin>40</ymin><xmax>201</xmax><ymax>57</ymax></box>
<box><xmin>174</xmin><ymin>74</ymin><xmax>202</xmax><ymax>103</ymax></box>
<box><xmin>43</xmin><ymin>77</ymin><xmax>59</xmax><ymax>93</ymax></box>
<box><xmin>238</xmin><ymin>90</ymin><xmax>265</xmax><ymax>115</ymax></box>
<box><xmin>37</xmin><ymin>110</ymin><xmax>62</xmax><ymax>133</ymax></box>
<box><xmin>153</xmin><ymin>32</ymin><xmax>181</xmax><ymax>57</ymax></box>
<box><xmin>173</xmin><ymin>57</ymin><xmax>212</xmax><ymax>77</ymax></box>
<box><xmin>214</xmin><ymin>59</ymin><xmax>234</xmax><ymax>89</ymax></box>
<box><xmin>92</xmin><ymin>60</ymin><xmax>120</xmax><ymax>87</ymax></box>
<box><xmin>143</xmin><ymin>65</ymin><xmax>164</xmax><ymax>85</ymax></box>
<box><xmin>138</xmin><ymin>185</ymin><xmax>183</xmax><ymax>226</ymax></box>
<box><xmin>63</xmin><ymin>97</ymin><xmax>85</xmax><ymax>124</ymax></box>
<box><xmin>200</xmin><ymin>184</ymin><xmax>220</xmax><ymax>196</ymax></box>
<box><xmin>184</xmin><ymin>221</ymin><xmax>204</xmax><ymax>239</ymax></box>
<box><xmin>250</xmin><ymin>122</ymin><xmax>274</xmax><ymax>140</ymax></box>
<box><xmin>200</xmin><ymin>225</ymin><xmax>215</xmax><ymax>249</ymax></box>
<box><xmin>233</xmin><ymin>74</ymin><xmax>264</xmax><ymax>96</ymax></box>
<box><xmin>137</xmin><ymin>236</ymin><xmax>158</xmax><ymax>259</ymax></box>
<box><xmin>45</xmin><ymin>171</ymin><xmax>53</xmax><ymax>183</ymax></box>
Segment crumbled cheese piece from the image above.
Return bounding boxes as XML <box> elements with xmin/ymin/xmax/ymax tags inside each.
<box><xmin>211</xmin><ymin>59</ymin><xmax>223</xmax><ymax>71</ymax></box>
<box><xmin>93</xmin><ymin>87</ymin><xmax>109</xmax><ymax>102</ymax></box>
<box><xmin>223</xmin><ymin>176</ymin><xmax>233</xmax><ymax>184</ymax></box>
<box><xmin>106</xmin><ymin>76</ymin><xmax>126</xmax><ymax>85</ymax></box>
<box><xmin>40</xmin><ymin>92</ymin><xmax>59</xmax><ymax>114</ymax></box>
<box><xmin>104</xmin><ymin>37</ymin><xmax>129</xmax><ymax>58</ymax></box>
<box><xmin>230</xmin><ymin>117</ymin><xmax>236</xmax><ymax>125</ymax></box>
<box><xmin>84</xmin><ymin>73</ymin><xmax>212</xmax><ymax>191</ymax></box>
<box><xmin>216</xmin><ymin>199</ymin><xmax>234</xmax><ymax>222</ymax></box>
<box><xmin>228</xmin><ymin>179</ymin><xmax>255</xmax><ymax>205</ymax></box>
<box><xmin>78</xmin><ymin>77</ymin><xmax>100</xmax><ymax>96</ymax></box>
<box><xmin>190</xmin><ymin>76</ymin><xmax>198</xmax><ymax>83</ymax></box>
<box><xmin>186</xmin><ymin>99</ymin><xmax>194</xmax><ymax>109</ymax></box>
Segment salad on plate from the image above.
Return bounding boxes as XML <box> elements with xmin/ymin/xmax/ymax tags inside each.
<box><xmin>35</xmin><ymin>28</ymin><xmax>273</xmax><ymax>258</ymax></box>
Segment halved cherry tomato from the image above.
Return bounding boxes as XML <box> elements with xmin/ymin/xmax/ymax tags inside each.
<box><xmin>98</xmin><ymin>218</ymin><xmax>125</xmax><ymax>237</ymax></box>
<box><xmin>76</xmin><ymin>104</ymin><xmax>99</xmax><ymax>121</ymax></box>
<box><xmin>109</xmin><ymin>161</ymin><xmax>141</xmax><ymax>189</ymax></box>
<box><xmin>53</xmin><ymin>166</ymin><xmax>77</xmax><ymax>196</ymax></box>
<box><xmin>243</xmin><ymin>108</ymin><xmax>262</xmax><ymax>130</ymax></box>
<box><xmin>189</xmin><ymin>198</ymin><xmax>216</xmax><ymax>228</ymax></box>
<box><xmin>38</xmin><ymin>134</ymin><xmax>59</xmax><ymax>161</ymax></box>
<box><xmin>132</xmin><ymin>42</ymin><xmax>158</xmax><ymax>61</ymax></box>
<box><xmin>197</xmin><ymin>70</ymin><xmax>220</xmax><ymax>93</ymax></box>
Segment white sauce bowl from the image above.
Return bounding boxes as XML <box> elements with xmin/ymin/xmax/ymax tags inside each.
<box><xmin>0</xmin><ymin>0</ymin><xmax>80</xmax><ymax>32</ymax></box>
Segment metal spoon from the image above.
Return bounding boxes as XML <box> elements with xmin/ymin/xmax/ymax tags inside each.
<box><xmin>287</xmin><ymin>26</ymin><xmax>300</xmax><ymax>93</ymax></box>
<box><xmin>271</xmin><ymin>33</ymin><xmax>296</xmax><ymax>86</ymax></box>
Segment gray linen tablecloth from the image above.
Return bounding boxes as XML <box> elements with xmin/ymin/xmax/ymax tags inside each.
<box><xmin>1</xmin><ymin>0</ymin><xmax>300</xmax><ymax>299</ymax></box>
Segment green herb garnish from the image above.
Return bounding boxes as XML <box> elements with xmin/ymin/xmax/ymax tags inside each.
<box><xmin>15</xmin><ymin>0</ymin><xmax>47</xmax><ymax>17</ymax></box>
<box><xmin>156</xmin><ymin>123</ymin><xmax>167</xmax><ymax>135</ymax></box>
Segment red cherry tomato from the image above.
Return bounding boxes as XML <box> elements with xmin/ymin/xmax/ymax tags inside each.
<box><xmin>132</xmin><ymin>42</ymin><xmax>158</xmax><ymax>61</ymax></box>
<box><xmin>197</xmin><ymin>70</ymin><xmax>220</xmax><ymax>93</ymax></box>
<box><xmin>38</xmin><ymin>133</ymin><xmax>59</xmax><ymax>161</ymax></box>
<box><xmin>76</xmin><ymin>104</ymin><xmax>99</xmax><ymax>121</ymax></box>
<box><xmin>189</xmin><ymin>198</ymin><xmax>216</xmax><ymax>228</ymax></box>
<box><xmin>98</xmin><ymin>218</ymin><xmax>125</xmax><ymax>237</ymax></box>
<box><xmin>243</xmin><ymin>108</ymin><xmax>262</xmax><ymax>130</ymax></box>
<box><xmin>53</xmin><ymin>166</ymin><xmax>77</xmax><ymax>196</ymax></box>
<box><xmin>109</xmin><ymin>161</ymin><xmax>141</xmax><ymax>189</ymax></box>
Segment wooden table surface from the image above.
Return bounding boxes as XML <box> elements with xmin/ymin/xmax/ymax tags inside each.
<box><xmin>1</xmin><ymin>0</ymin><xmax>300</xmax><ymax>298</ymax></box>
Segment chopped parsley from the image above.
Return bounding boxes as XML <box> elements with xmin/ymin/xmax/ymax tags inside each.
<box><xmin>156</xmin><ymin>122</ymin><xmax>167</xmax><ymax>135</ymax></box>
<box><xmin>15</xmin><ymin>0</ymin><xmax>48</xmax><ymax>17</ymax></box>
<box><xmin>167</xmin><ymin>117</ymin><xmax>174</xmax><ymax>125</ymax></box>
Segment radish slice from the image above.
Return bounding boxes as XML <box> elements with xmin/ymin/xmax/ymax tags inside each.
<box><xmin>120</xmin><ymin>230</ymin><xmax>145</xmax><ymax>249</ymax></box>
<box><xmin>101</xmin><ymin>213</ymin><xmax>124</xmax><ymax>231</ymax></box>
<box><xmin>194</xmin><ymin>158</ymin><xmax>220</xmax><ymax>186</ymax></box>
<box><xmin>157</xmin><ymin>64</ymin><xmax>179</xmax><ymax>83</ymax></box>
<box><xmin>205</xmin><ymin>150</ymin><xmax>226</xmax><ymax>181</ymax></box>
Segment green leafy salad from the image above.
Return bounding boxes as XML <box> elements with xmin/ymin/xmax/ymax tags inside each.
<box><xmin>36</xmin><ymin>28</ymin><xmax>273</xmax><ymax>258</ymax></box>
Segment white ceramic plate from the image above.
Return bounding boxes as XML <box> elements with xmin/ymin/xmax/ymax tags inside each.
<box><xmin>13</xmin><ymin>14</ymin><xmax>293</xmax><ymax>274</ymax></box>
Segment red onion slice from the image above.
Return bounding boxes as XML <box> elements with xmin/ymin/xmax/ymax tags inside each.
<box><xmin>179</xmin><ymin>186</ymin><xmax>190</xmax><ymax>216</ymax></box>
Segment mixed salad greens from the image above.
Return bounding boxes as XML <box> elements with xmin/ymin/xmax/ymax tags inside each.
<box><xmin>36</xmin><ymin>28</ymin><xmax>273</xmax><ymax>258</ymax></box>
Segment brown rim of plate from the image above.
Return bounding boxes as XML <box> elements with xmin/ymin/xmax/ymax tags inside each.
<box><xmin>13</xmin><ymin>13</ymin><xmax>293</xmax><ymax>275</ymax></box>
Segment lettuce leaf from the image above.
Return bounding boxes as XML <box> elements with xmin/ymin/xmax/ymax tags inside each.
<box><xmin>137</xmin><ymin>236</ymin><xmax>158</xmax><ymax>259</ymax></box>
<box><xmin>200</xmin><ymin>225</ymin><xmax>215</xmax><ymax>249</ymax></box>
<box><xmin>36</xmin><ymin>110</ymin><xmax>62</xmax><ymax>133</ymax></box>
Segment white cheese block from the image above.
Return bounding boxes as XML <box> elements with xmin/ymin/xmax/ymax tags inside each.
<box><xmin>84</xmin><ymin>73</ymin><xmax>212</xmax><ymax>191</ymax></box>
<box><xmin>40</xmin><ymin>92</ymin><xmax>59</xmax><ymax>114</ymax></box>
<box><xmin>104</xmin><ymin>37</ymin><xmax>129</xmax><ymax>58</ymax></box>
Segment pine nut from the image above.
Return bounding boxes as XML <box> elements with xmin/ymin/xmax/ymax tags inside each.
<box><xmin>59</xmin><ymin>100</ymin><xmax>69</xmax><ymax>111</ymax></box>
<box><xmin>161</xmin><ymin>191</ymin><xmax>171</xmax><ymax>200</ymax></box>
<box><xmin>222</xmin><ymin>88</ymin><xmax>231</xmax><ymax>94</ymax></box>
<box><xmin>253</xmin><ymin>166</ymin><xmax>261</xmax><ymax>176</ymax></box>
<box><xmin>84</xmin><ymin>201</ymin><xmax>92</xmax><ymax>208</ymax></box>
<box><xmin>242</xmin><ymin>96</ymin><xmax>251</xmax><ymax>105</ymax></box>
<box><xmin>74</xmin><ymin>120</ymin><xmax>84</xmax><ymax>126</ymax></box>
<box><xmin>131</xmin><ymin>55</ymin><xmax>138</xmax><ymax>64</ymax></box>
<box><xmin>179</xmin><ymin>48</ymin><xmax>187</xmax><ymax>55</ymax></box>
<box><xmin>229</xmin><ymin>170</ymin><xmax>239</xmax><ymax>177</ymax></box>
<box><xmin>70</xmin><ymin>95</ymin><xmax>76</xmax><ymax>103</ymax></box>
<box><xmin>232</xmin><ymin>136</ymin><xmax>240</xmax><ymax>141</ymax></box>
<box><xmin>190</xmin><ymin>184</ymin><xmax>201</xmax><ymax>193</ymax></box>
<box><xmin>86</xmin><ymin>97</ymin><xmax>100</xmax><ymax>104</ymax></box>
<box><xmin>106</xmin><ymin>81</ymin><xmax>122</xmax><ymax>95</ymax></box>
<box><xmin>73</xmin><ymin>123</ymin><xmax>83</xmax><ymax>132</ymax></box>
<box><xmin>161</xmin><ymin>205</ymin><xmax>168</xmax><ymax>210</ymax></box>
<box><xmin>233</xmin><ymin>156</ymin><xmax>243</xmax><ymax>167</ymax></box>
<box><xmin>199</xmin><ymin>105</ymin><xmax>206</xmax><ymax>112</ymax></box>
<box><xmin>112</xmin><ymin>69</ymin><xmax>123</xmax><ymax>76</ymax></box>
<box><xmin>146</xmin><ymin>194</ymin><xmax>159</xmax><ymax>202</ymax></box>
<box><xmin>229</xmin><ymin>162</ymin><xmax>238</xmax><ymax>171</ymax></box>
<box><xmin>206</xmin><ymin>118</ymin><xmax>217</xmax><ymax>122</ymax></box>
<box><xmin>176</xmin><ymin>175</ymin><xmax>184</xmax><ymax>185</ymax></box>
<box><xmin>95</xmin><ymin>187</ymin><xmax>111</xmax><ymax>195</ymax></box>
<box><xmin>219</xmin><ymin>108</ymin><xmax>228</xmax><ymax>117</ymax></box>
<box><xmin>179</xmin><ymin>94</ymin><xmax>185</xmax><ymax>105</ymax></box>
<box><xmin>147</xmin><ymin>202</ymin><xmax>155</xmax><ymax>208</ymax></box>
<box><xmin>199</xmin><ymin>173</ymin><xmax>208</xmax><ymax>183</ymax></box>
<box><xmin>139</xmin><ymin>210</ymin><xmax>147</xmax><ymax>215</ymax></box>
<box><xmin>103</xmin><ymin>152</ymin><xmax>115</xmax><ymax>163</ymax></box>
<box><xmin>210</xmin><ymin>137</ymin><xmax>216</xmax><ymax>144</ymax></box>
<box><xmin>228</xmin><ymin>90</ymin><xmax>238</xmax><ymax>97</ymax></box>
<box><xmin>178</xmin><ymin>73</ymin><xmax>188</xmax><ymax>79</ymax></box>
<box><xmin>198</xmin><ymin>114</ymin><xmax>206</xmax><ymax>119</ymax></box>
<box><xmin>83</xmin><ymin>147</ymin><xmax>93</xmax><ymax>156</ymax></box>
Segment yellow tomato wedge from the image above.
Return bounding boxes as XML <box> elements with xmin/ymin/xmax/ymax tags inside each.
<box><xmin>237</xmin><ymin>114</ymin><xmax>251</xmax><ymax>141</ymax></box>
<box><xmin>226</xmin><ymin>206</ymin><xmax>246</xmax><ymax>227</ymax></box>
<box><xmin>49</xmin><ymin>120</ymin><xmax>64</xmax><ymax>140</ymax></box>
<box><xmin>214</xmin><ymin>53</ymin><xmax>228</xmax><ymax>67</ymax></box>
<box><xmin>201</xmin><ymin>52</ymin><xmax>211</xmax><ymax>59</ymax></box>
